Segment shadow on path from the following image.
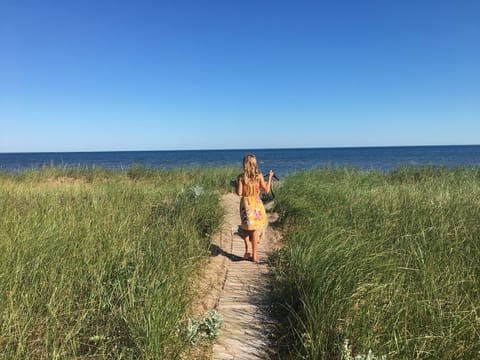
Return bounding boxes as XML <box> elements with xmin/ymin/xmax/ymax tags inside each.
<box><xmin>209</xmin><ymin>244</ymin><xmax>248</xmax><ymax>262</ymax></box>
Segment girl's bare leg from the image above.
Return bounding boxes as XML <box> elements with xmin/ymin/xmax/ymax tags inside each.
<box><xmin>243</xmin><ymin>232</ymin><xmax>252</xmax><ymax>259</ymax></box>
<box><xmin>251</xmin><ymin>230</ymin><xmax>259</xmax><ymax>263</ymax></box>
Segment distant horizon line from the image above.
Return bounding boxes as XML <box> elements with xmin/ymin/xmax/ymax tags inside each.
<box><xmin>1</xmin><ymin>143</ymin><xmax>479</xmax><ymax>154</ymax></box>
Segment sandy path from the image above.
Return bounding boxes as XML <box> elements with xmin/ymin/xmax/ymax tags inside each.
<box><xmin>192</xmin><ymin>193</ymin><xmax>281</xmax><ymax>359</ymax></box>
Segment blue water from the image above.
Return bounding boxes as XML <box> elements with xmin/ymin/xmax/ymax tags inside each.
<box><xmin>1</xmin><ymin>146</ymin><xmax>480</xmax><ymax>176</ymax></box>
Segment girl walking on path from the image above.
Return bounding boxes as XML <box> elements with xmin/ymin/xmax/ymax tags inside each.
<box><xmin>236</xmin><ymin>154</ymin><xmax>274</xmax><ymax>263</ymax></box>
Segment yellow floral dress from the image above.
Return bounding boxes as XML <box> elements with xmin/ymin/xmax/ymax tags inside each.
<box><xmin>239</xmin><ymin>180</ymin><xmax>266</xmax><ymax>231</ymax></box>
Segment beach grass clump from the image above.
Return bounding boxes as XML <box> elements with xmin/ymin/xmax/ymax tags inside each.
<box><xmin>0</xmin><ymin>166</ymin><xmax>234</xmax><ymax>359</ymax></box>
<box><xmin>272</xmin><ymin>167</ymin><xmax>480</xmax><ymax>359</ymax></box>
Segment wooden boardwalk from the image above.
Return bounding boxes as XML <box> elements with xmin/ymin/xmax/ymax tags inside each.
<box><xmin>212</xmin><ymin>194</ymin><xmax>279</xmax><ymax>360</ymax></box>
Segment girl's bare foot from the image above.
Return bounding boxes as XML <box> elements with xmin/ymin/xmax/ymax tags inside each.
<box><xmin>244</xmin><ymin>252</ymin><xmax>252</xmax><ymax>260</ymax></box>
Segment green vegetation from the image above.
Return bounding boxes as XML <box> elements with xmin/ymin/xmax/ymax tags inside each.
<box><xmin>185</xmin><ymin>310</ymin><xmax>224</xmax><ymax>345</ymax></box>
<box><xmin>0</xmin><ymin>166</ymin><xmax>237</xmax><ymax>359</ymax></box>
<box><xmin>6</xmin><ymin>164</ymin><xmax>479</xmax><ymax>359</ymax></box>
<box><xmin>272</xmin><ymin>167</ymin><xmax>480</xmax><ymax>359</ymax></box>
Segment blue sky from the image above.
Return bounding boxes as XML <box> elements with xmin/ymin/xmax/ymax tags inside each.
<box><xmin>1</xmin><ymin>0</ymin><xmax>479</xmax><ymax>152</ymax></box>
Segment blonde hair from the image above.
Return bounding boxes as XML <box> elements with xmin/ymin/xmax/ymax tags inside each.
<box><xmin>242</xmin><ymin>154</ymin><xmax>260</xmax><ymax>195</ymax></box>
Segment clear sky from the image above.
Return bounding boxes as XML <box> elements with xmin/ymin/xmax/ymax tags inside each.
<box><xmin>1</xmin><ymin>0</ymin><xmax>479</xmax><ymax>152</ymax></box>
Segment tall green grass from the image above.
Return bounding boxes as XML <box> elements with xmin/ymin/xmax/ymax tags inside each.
<box><xmin>272</xmin><ymin>167</ymin><xmax>480</xmax><ymax>359</ymax></box>
<box><xmin>0</xmin><ymin>166</ymin><xmax>237</xmax><ymax>359</ymax></box>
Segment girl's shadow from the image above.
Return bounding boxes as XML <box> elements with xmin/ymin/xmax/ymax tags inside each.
<box><xmin>209</xmin><ymin>244</ymin><xmax>247</xmax><ymax>262</ymax></box>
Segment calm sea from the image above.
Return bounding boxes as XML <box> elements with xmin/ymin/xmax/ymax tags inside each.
<box><xmin>1</xmin><ymin>145</ymin><xmax>480</xmax><ymax>176</ymax></box>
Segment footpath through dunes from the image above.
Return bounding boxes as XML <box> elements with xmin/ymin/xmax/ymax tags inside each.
<box><xmin>193</xmin><ymin>193</ymin><xmax>281</xmax><ymax>360</ymax></box>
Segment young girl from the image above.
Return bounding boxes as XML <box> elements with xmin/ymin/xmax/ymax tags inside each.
<box><xmin>236</xmin><ymin>154</ymin><xmax>274</xmax><ymax>263</ymax></box>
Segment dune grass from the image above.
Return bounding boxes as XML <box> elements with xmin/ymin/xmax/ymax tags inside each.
<box><xmin>0</xmin><ymin>166</ymin><xmax>237</xmax><ymax>359</ymax></box>
<box><xmin>271</xmin><ymin>167</ymin><xmax>480</xmax><ymax>359</ymax></box>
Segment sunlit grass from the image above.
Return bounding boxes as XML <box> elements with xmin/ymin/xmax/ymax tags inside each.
<box><xmin>0</xmin><ymin>166</ymin><xmax>237</xmax><ymax>359</ymax></box>
<box><xmin>272</xmin><ymin>167</ymin><xmax>480</xmax><ymax>359</ymax></box>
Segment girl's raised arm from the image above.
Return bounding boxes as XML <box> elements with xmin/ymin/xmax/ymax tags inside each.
<box><xmin>259</xmin><ymin>170</ymin><xmax>274</xmax><ymax>194</ymax></box>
